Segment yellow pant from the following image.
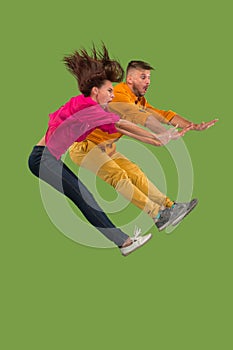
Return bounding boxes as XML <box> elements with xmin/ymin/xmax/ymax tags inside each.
<box><xmin>69</xmin><ymin>140</ymin><xmax>168</xmax><ymax>218</ymax></box>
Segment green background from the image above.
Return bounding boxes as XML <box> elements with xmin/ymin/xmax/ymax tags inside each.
<box><xmin>1</xmin><ymin>0</ymin><xmax>232</xmax><ymax>349</ymax></box>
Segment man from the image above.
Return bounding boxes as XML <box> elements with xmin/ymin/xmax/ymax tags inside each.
<box><xmin>69</xmin><ymin>60</ymin><xmax>199</xmax><ymax>232</ymax></box>
<box><xmin>109</xmin><ymin>60</ymin><xmax>218</xmax><ymax>136</ymax></box>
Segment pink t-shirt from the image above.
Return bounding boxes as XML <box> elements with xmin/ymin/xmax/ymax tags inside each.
<box><xmin>45</xmin><ymin>94</ymin><xmax>120</xmax><ymax>159</ymax></box>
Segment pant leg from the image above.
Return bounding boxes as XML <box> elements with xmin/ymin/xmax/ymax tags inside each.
<box><xmin>69</xmin><ymin>141</ymin><xmax>162</xmax><ymax>218</ymax></box>
<box><xmin>112</xmin><ymin>153</ymin><xmax>166</xmax><ymax>206</ymax></box>
<box><xmin>28</xmin><ymin>146</ymin><xmax>129</xmax><ymax>247</ymax></box>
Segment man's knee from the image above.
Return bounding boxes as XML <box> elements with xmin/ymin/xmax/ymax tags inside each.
<box><xmin>100</xmin><ymin>167</ymin><xmax>129</xmax><ymax>188</ymax></box>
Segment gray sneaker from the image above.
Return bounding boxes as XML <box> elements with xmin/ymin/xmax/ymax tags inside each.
<box><xmin>171</xmin><ymin>198</ymin><xmax>198</xmax><ymax>226</ymax></box>
<box><xmin>155</xmin><ymin>199</ymin><xmax>198</xmax><ymax>231</ymax></box>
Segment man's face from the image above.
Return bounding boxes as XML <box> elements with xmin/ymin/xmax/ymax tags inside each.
<box><xmin>127</xmin><ymin>69</ymin><xmax>151</xmax><ymax>97</ymax></box>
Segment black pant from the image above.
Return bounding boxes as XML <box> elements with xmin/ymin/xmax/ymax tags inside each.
<box><xmin>28</xmin><ymin>146</ymin><xmax>128</xmax><ymax>247</ymax></box>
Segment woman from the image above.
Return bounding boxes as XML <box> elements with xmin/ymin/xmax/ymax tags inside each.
<box><xmin>28</xmin><ymin>44</ymin><xmax>154</xmax><ymax>257</ymax></box>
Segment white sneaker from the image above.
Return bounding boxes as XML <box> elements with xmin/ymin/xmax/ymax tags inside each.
<box><xmin>120</xmin><ymin>226</ymin><xmax>152</xmax><ymax>257</ymax></box>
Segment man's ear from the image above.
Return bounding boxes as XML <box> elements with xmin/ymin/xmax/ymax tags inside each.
<box><xmin>126</xmin><ymin>75</ymin><xmax>133</xmax><ymax>85</ymax></box>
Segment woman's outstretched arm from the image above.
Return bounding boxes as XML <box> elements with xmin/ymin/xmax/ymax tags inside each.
<box><xmin>115</xmin><ymin>119</ymin><xmax>164</xmax><ymax>146</ymax></box>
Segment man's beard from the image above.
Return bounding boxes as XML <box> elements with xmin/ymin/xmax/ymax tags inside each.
<box><xmin>132</xmin><ymin>83</ymin><xmax>143</xmax><ymax>97</ymax></box>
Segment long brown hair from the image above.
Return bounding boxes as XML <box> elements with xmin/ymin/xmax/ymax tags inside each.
<box><xmin>63</xmin><ymin>43</ymin><xmax>124</xmax><ymax>96</ymax></box>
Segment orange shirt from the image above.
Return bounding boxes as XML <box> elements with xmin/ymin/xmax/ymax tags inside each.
<box><xmin>84</xmin><ymin>128</ymin><xmax>122</xmax><ymax>145</ymax></box>
<box><xmin>110</xmin><ymin>82</ymin><xmax>177</xmax><ymax>124</ymax></box>
<box><xmin>86</xmin><ymin>82</ymin><xmax>177</xmax><ymax>145</ymax></box>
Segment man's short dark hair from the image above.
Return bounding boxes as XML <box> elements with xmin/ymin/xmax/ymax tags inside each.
<box><xmin>126</xmin><ymin>60</ymin><xmax>154</xmax><ymax>75</ymax></box>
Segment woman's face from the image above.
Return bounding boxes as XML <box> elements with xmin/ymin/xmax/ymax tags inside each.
<box><xmin>92</xmin><ymin>80</ymin><xmax>115</xmax><ymax>106</ymax></box>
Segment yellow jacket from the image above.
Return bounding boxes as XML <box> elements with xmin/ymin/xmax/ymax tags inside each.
<box><xmin>83</xmin><ymin>82</ymin><xmax>177</xmax><ymax>145</ymax></box>
<box><xmin>110</xmin><ymin>82</ymin><xmax>176</xmax><ymax>125</ymax></box>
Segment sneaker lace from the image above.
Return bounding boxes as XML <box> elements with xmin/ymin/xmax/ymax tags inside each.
<box><xmin>133</xmin><ymin>226</ymin><xmax>142</xmax><ymax>239</ymax></box>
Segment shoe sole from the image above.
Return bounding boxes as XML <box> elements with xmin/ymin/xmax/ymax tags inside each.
<box><xmin>172</xmin><ymin>198</ymin><xmax>198</xmax><ymax>226</ymax></box>
<box><xmin>121</xmin><ymin>234</ymin><xmax>152</xmax><ymax>256</ymax></box>
<box><xmin>157</xmin><ymin>199</ymin><xmax>198</xmax><ymax>231</ymax></box>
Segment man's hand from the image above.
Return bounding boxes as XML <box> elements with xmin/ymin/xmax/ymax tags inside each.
<box><xmin>168</xmin><ymin>119</ymin><xmax>218</xmax><ymax>139</ymax></box>
<box><xmin>187</xmin><ymin>118</ymin><xmax>218</xmax><ymax>131</ymax></box>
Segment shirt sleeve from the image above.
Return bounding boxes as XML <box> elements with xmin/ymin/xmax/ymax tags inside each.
<box><xmin>109</xmin><ymin>102</ymin><xmax>151</xmax><ymax>126</ymax></box>
<box><xmin>146</xmin><ymin>102</ymin><xmax>177</xmax><ymax>123</ymax></box>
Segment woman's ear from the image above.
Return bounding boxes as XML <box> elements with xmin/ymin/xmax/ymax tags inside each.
<box><xmin>91</xmin><ymin>86</ymin><xmax>99</xmax><ymax>97</ymax></box>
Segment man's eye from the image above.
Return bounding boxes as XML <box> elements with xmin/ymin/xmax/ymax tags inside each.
<box><xmin>141</xmin><ymin>75</ymin><xmax>150</xmax><ymax>80</ymax></box>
